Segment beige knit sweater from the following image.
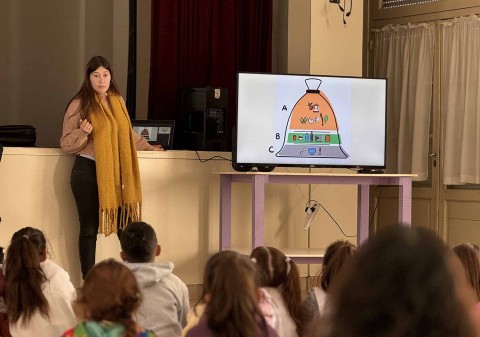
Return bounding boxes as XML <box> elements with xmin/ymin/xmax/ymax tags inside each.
<box><xmin>60</xmin><ymin>98</ymin><xmax>154</xmax><ymax>156</ymax></box>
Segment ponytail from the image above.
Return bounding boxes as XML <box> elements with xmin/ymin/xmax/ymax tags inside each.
<box><xmin>281</xmin><ymin>258</ymin><xmax>307</xmax><ymax>335</ymax></box>
<box><xmin>4</xmin><ymin>227</ymin><xmax>49</xmax><ymax>325</ymax></box>
<box><xmin>251</xmin><ymin>246</ymin><xmax>307</xmax><ymax>335</ymax></box>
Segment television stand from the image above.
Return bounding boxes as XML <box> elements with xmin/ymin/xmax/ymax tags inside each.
<box><xmin>215</xmin><ymin>171</ymin><xmax>415</xmax><ymax>264</ymax></box>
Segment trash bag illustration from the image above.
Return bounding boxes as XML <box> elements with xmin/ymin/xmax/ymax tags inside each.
<box><xmin>276</xmin><ymin>78</ymin><xmax>349</xmax><ymax>159</ymax></box>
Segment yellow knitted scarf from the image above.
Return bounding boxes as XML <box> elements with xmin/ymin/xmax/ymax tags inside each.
<box><xmin>88</xmin><ymin>94</ymin><xmax>142</xmax><ymax>236</ymax></box>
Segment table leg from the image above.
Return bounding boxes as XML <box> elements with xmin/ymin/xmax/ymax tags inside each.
<box><xmin>398</xmin><ymin>177</ymin><xmax>412</xmax><ymax>226</ymax></box>
<box><xmin>252</xmin><ymin>175</ymin><xmax>268</xmax><ymax>248</ymax></box>
<box><xmin>219</xmin><ymin>175</ymin><xmax>232</xmax><ymax>250</ymax></box>
<box><xmin>357</xmin><ymin>184</ymin><xmax>370</xmax><ymax>246</ymax></box>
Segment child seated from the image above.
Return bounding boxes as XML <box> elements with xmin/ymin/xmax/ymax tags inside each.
<box><xmin>62</xmin><ymin>259</ymin><xmax>155</xmax><ymax>337</ymax></box>
<box><xmin>302</xmin><ymin>240</ymin><xmax>356</xmax><ymax>320</ymax></box>
<box><xmin>250</xmin><ymin>246</ymin><xmax>307</xmax><ymax>337</ymax></box>
<box><xmin>453</xmin><ymin>243</ymin><xmax>480</xmax><ymax>302</ymax></box>
<box><xmin>185</xmin><ymin>250</ymin><xmax>278</xmax><ymax>337</ymax></box>
<box><xmin>306</xmin><ymin>225</ymin><xmax>480</xmax><ymax>337</ymax></box>
<box><xmin>4</xmin><ymin>227</ymin><xmax>76</xmax><ymax>337</ymax></box>
<box><xmin>120</xmin><ymin>221</ymin><xmax>189</xmax><ymax>337</ymax></box>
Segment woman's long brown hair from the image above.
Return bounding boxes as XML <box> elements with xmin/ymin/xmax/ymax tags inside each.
<box><xmin>64</xmin><ymin>55</ymin><xmax>121</xmax><ymax>119</ymax></box>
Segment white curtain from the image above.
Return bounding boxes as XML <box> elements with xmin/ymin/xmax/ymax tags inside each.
<box><xmin>372</xmin><ymin>23</ymin><xmax>435</xmax><ymax>180</ymax></box>
<box><xmin>441</xmin><ymin>15</ymin><xmax>480</xmax><ymax>185</ymax></box>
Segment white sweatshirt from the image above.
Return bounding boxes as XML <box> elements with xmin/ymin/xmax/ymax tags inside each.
<box><xmin>125</xmin><ymin>261</ymin><xmax>190</xmax><ymax>337</ymax></box>
<box><xmin>9</xmin><ymin>259</ymin><xmax>77</xmax><ymax>337</ymax></box>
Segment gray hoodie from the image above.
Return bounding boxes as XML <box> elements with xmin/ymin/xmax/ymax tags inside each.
<box><xmin>125</xmin><ymin>261</ymin><xmax>189</xmax><ymax>337</ymax></box>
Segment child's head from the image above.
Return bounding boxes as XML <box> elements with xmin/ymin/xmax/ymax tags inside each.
<box><xmin>250</xmin><ymin>246</ymin><xmax>305</xmax><ymax>334</ymax></box>
<box><xmin>321</xmin><ymin>225</ymin><xmax>478</xmax><ymax>337</ymax></box>
<box><xmin>4</xmin><ymin>227</ymin><xmax>49</xmax><ymax>324</ymax></box>
<box><xmin>74</xmin><ymin>259</ymin><xmax>142</xmax><ymax>336</ymax></box>
<box><xmin>318</xmin><ymin>240</ymin><xmax>357</xmax><ymax>292</ymax></box>
<box><xmin>7</xmin><ymin>226</ymin><xmax>47</xmax><ymax>262</ymax></box>
<box><xmin>250</xmin><ymin>246</ymin><xmax>297</xmax><ymax>288</ymax></box>
<box><xmin>120</xmin><ymin>221</ymin><xmax>159</xmax><ymax>263</ymax></box>
<box><xmin>453</xmin><ymin>243</ymin><xmax>480</xmax><ymax>301</ymax></box>
<box><xmin>200</xmin><ymin>250</ymin><xmax>267</xmax><ymax>337</ymax></box>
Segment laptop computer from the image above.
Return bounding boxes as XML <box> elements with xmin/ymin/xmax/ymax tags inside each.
<box><xmin>131</xmin><ymin>120</ymin><xmax>175</xmax><ymax>150</ymax></box>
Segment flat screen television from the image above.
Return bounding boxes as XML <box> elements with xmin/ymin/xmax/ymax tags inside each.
<box><xmin>234</xmin><ymin>72</ymin><xmax>387</xmax><ymax>171</ymax></box>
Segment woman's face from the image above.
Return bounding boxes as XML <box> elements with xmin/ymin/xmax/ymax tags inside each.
<box><xmin>89</xmin><ymin>66</ymin><xmax>111</xmax><ymax>95</ymax></box>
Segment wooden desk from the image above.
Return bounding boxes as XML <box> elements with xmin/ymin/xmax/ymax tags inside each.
<box><xmin>216</xmin><ymin>172</ymin><xmax>415</xmax><ymax>263</ymax></box>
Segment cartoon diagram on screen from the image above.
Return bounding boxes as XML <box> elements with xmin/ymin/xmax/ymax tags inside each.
<box><xmin>276</xmin><ymin>78</ymin><xmax>349</xmax><ymax>159</ymax></box>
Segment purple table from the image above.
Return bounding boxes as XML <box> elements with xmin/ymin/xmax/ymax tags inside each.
<box><xmin>217</xmin><ymin>172</ymin><xmax>414</xmax><ymax>263</ymax></box>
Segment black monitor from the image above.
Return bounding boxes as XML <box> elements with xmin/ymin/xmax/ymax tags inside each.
<box><xmin>131</xmin><ymin>120</ymin><xmax>175</xmax><ymax>150</ymax></box>
<box><xmin>235</xmin><ymin>72</ymin><xmax>387</xmax><ymax>170</ymax></box>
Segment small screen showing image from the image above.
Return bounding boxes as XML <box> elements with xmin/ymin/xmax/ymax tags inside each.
<box><xmin>133</xmin><ymin>126</ymin><xmax>158</xmax><ymax>142</ymax></box>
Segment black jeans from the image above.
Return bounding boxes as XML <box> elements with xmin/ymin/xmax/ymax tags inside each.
<box><xmin>70</xmin><ymin>156</ymin><xmax>123</xmax><ymax>278</ymax></box>
<box><xmin>70</xmin><ymin>156</ymin><xmax>99</xmax><ymax>278</ymax></box>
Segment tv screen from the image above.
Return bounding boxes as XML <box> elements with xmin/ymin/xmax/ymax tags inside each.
<box><xmin>235</xmin><ymin>72</ymin><xmax>387</xmax><ymax>169</ymax></box>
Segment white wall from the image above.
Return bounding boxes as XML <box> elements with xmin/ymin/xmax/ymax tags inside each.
<box><xmin>287</xmin><ymin>0</ymin><xmax>311</xmax><ymax>74</ymax></box>
<box><xmin>310</xmin><ymin>1</ymin><xmax>363</xmax><ymax>76</ymax></box>
<box><xmin>0</xmin><ymin>1</ymin><xmax>85</xmax><ymax>147</ymax></box>
<box><xmin>0</xmin><ymin>0</ymin><xmax>129</xmax><ymax>148</ymax></box>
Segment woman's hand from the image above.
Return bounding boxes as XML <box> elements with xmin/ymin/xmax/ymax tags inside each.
<box><xmin>152</xmin><ymin>145</ymin><xmax>164</xmax><ymax>151</ymax></box>
<box><xmin>79</xmin><ymin>119</ymin><xmax>93</xmax><ymax>135</ymax></box>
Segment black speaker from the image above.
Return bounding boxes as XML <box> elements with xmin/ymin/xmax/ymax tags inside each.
<box><xmin>184</xmin><ymin>108</ymin><xmax>226</xmax><ymax>151</ymax></box>
<box><xmin>180</xmin><ymin>88</ymin><xmax>228</xmax><ymax>151</ymax></box>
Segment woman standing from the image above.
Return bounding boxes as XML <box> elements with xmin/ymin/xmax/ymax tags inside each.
<box><xmin>61</xmin><ymin>56</ymin><xmax>161</xmax><ymax>278</ymax></box>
